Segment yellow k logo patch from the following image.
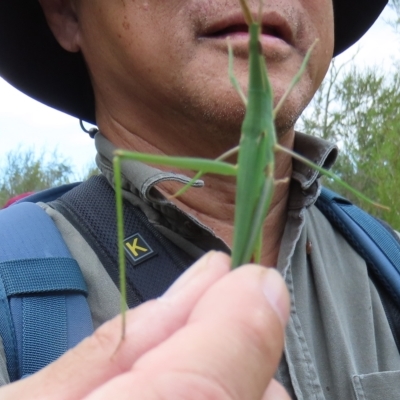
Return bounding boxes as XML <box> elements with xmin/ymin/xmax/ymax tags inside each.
<box><xmin>126</xmin><ymin>238</ymin><xmax>148</xmax><ymax>257</ymax></box>
<box><xmin>123</xmin><ymin>233</ymin><xmax>156</xmax><ymax>265</ymax></box>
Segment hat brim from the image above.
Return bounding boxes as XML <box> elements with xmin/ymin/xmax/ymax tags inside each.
<box><xmin>0</xmin><ymin>0</ymin><xmax>95</xmax><ymax>123</ymax></box>
<box><xmin>0</xmin><ymin>0</ymin><xmax>388</xmax><ymax>125</ymax></box>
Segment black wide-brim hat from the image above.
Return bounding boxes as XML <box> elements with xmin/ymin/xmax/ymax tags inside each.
<box><xmin>0</xmin><ymin>0</ymin><xmax>388</xmax><ymax>125</ymax></box>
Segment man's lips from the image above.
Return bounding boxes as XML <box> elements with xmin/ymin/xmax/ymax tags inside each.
<box><xmin>200</xmin><ymin>11</ymin><xmax>294</xmax><ymax>46</ymax></box>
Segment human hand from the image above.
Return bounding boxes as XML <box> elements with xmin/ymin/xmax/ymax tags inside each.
<box><xmin>0</xmin><ymin>251</ymin><xmax>290</xmax><ymax>399</ymax></box>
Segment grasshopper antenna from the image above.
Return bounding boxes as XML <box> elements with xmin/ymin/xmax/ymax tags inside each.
<box><xmin>257</xmin><ymin>0</ymin><xmax>264</xmax><ymax>25</ymax></box>
<box><xmin>238</xmin><ymin>0</ymin><xmax>253</xmax><ymax>25</ymax></box>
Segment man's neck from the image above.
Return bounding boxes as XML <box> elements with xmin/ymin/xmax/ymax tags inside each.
<box><xmin>99</xmin><ymin>113</ymin><xmax>294</xmax><ymax>268</ymax></box>
<box><xmin>155</xmin><ymin>132</ymin><xmax>293</xmax><ymax>267</ymax></box>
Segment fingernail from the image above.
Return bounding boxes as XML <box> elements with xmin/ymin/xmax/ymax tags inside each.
<box><xmin>263</xmin><ymin>269</ymin><xmax>289</xmax><ymax>328</ymax></box>
<box><xmin>162</xmin><ymin>251</ymin><xmax>221</xmax><ymax>299</ymax></box>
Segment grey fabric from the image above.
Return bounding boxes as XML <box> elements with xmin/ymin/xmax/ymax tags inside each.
<box><xmin>278</xmin><ymin>206</ymin><xmax>400</xmax><ymax>399</ymax></box>
<box><xmin>0</xmin><ymin>336</ymin><xmax>9</xmax><ymax>385</ymax></box>
<box><xmin>352</xmin><ymin>371</ymin><xmax>400</xmax><ymax>400</ymax></box>
<box><xmin>40</xmin><ymin>203</ymin><xmax>122</xmax><ymax>330</ymax></box>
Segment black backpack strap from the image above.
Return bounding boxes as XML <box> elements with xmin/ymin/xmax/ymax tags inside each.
<box><xmin>50</xmin><ymin>175</ymin><xmax>196</xmax><ymax>308</ymax></box>
<box><xmin>316</xmin><ymin>187</ymin><xmax>400</xmax><ymax>351</ymax></box>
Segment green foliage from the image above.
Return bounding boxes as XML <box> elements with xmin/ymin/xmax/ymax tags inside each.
<box><xmin>300</xmin><ymin>61</ymin><xmax>400</xmax><ymax>229</ymax></box>
<box><xmin>390</xmin><ymin>0</ymin><xmax>400</xmax><ymax>28</ymax></box>
<box><xmin>0</xmin><ymin>148</ymin><xmax>73</xmax><ymax>207</ymax></box>
<box><xmin>85</xmin><ymin>165</ymin><xmax>100</xmax><ymax>179</ymax></box>
<box><xmin>77</xmin><ymin>162</ymin><xmax>100</xmax><ymax>181</ymax></box>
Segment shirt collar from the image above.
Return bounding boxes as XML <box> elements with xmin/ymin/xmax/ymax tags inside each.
<box><xmin>95</xmin><ymin>133</ymin><xmax>204</xmax><ymax>205</ymax></box>
<box><xmin>95</xmin><ymin>131</ymin><xmax>338</xmax><ymax>211</ymax></box>
<box><xmin>289</xmin><ymin>131</ymin><xmax>338</xmax><ymax>210</ymax></box>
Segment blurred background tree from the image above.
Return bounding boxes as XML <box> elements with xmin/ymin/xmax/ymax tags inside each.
<box><xmin>299</xmin><ymin>47</ymin><xmax>400</xmax><ymax>229</ymax></box>
<box><xmin>0</xmin><ymin>148</ymin><xmax>98</xmax><ymax>208</ymax></box>
<box><xmin>299</xmin><ymin>64</ymin><xmax>400</xmax><ymax>229</ymax></box>
<box><xmin>296</xmin><ymin>1</ymin><xmax>400</xmax><ymax>229</ymax></box>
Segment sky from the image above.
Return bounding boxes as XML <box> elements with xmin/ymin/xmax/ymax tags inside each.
<box><xmin>0</xmin><ymin>5</ymin><xmax>398</xmax><ymax>175</ymax></box>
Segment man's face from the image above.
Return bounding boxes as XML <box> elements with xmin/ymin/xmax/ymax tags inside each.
<box><xmin>75</xmin><ymin>0</ymin><xmax>334</xmax><ymax>143</ymax></box>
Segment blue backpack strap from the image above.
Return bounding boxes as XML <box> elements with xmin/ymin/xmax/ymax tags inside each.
<box><xmin>316</xmin><ymin>188</ymin><xmax>400</xmax><ymax>301</ymax></box>
<box><xmin>316</xmin><ymin>187</ymin><xmax>400</xmax><ymax>350</ymax></box>
<box><xmin>15</xmin><ymin>182</ymin><xmax>81</xmax><ymax>204</ymax></box>
<box><xmin>0</xmin><ymin>202</ymin><xmax>93</xmax><ymax>381</ymax></box>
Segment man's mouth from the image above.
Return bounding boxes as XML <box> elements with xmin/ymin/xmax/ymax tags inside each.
<box><xmin>207</xmin><ymin>24</ymin><xmax>249</xmax><ymax>38</ymax></box>
<box><xmin>201</xmin><ymin>11</ymin><xmax>294</xmax><ymax>47</ymax></box>
<box><xmin>208</xmin><ymin>24</ymin><xmax>287</xmax><ymax>42</ymax></box>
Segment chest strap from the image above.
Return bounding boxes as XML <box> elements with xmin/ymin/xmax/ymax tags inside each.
<box><xmin>51</xmin><ymin>175</ymin><xmax>196</xmax><ymax>308</ymax></box>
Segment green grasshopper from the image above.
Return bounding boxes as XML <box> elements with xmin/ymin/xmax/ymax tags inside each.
<box><xmin>113</xmin><ymin>0</ymin><xmax>387</xmax><ymax>336</ymax></box>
